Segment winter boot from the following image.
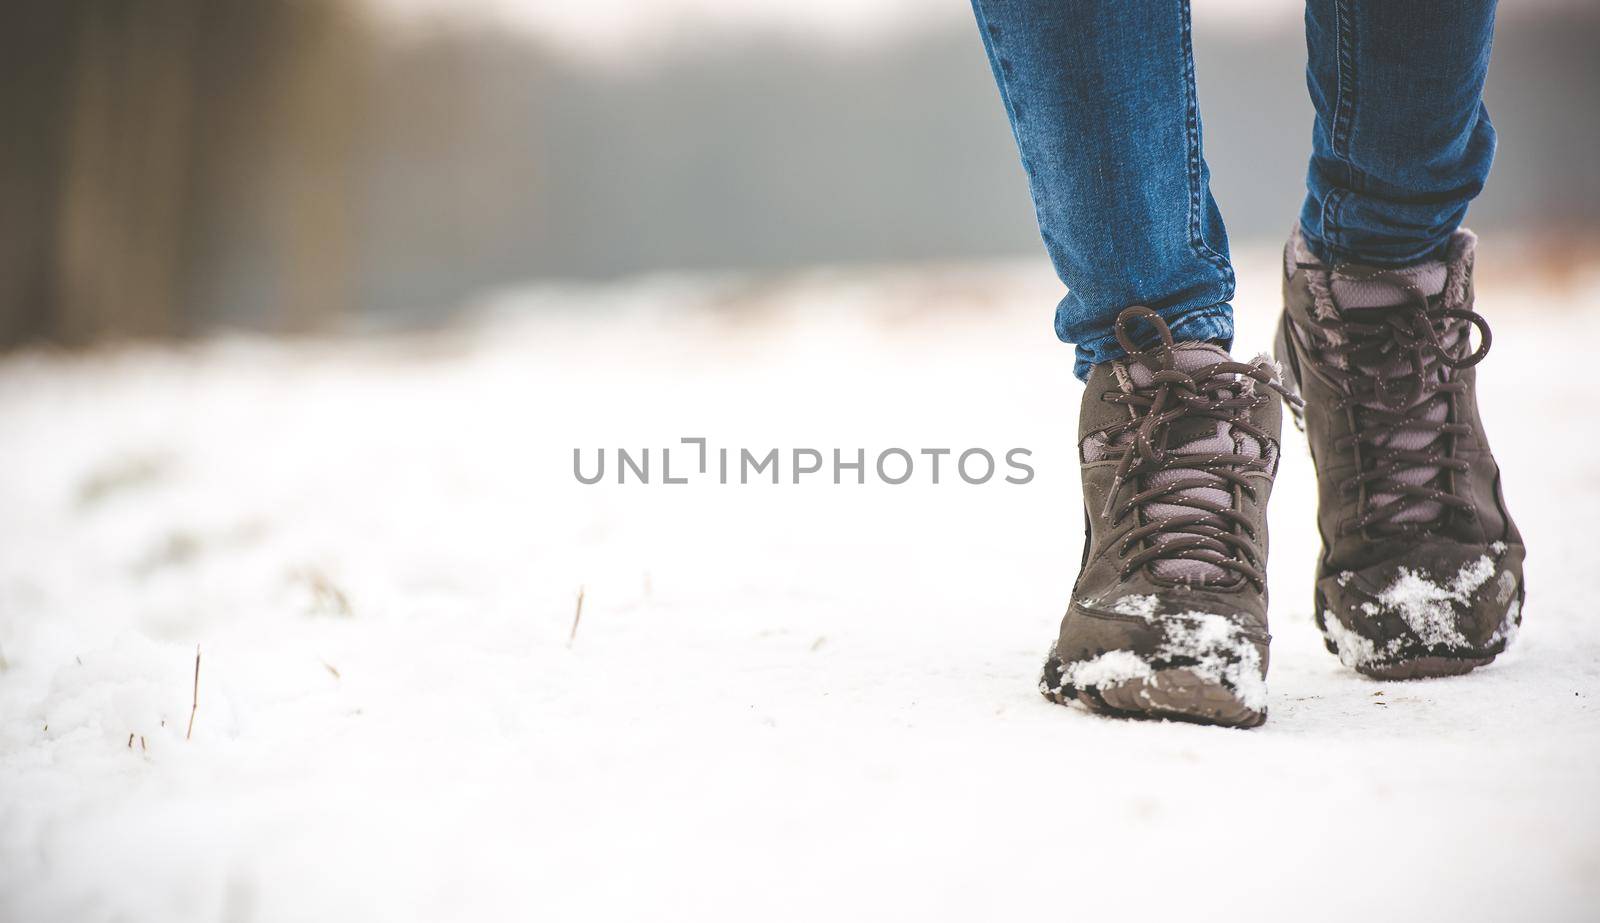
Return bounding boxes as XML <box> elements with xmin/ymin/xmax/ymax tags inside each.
<box><xmin>1276</xmin><ymin>228</ymin><xmax>1525</xmax><ymax>679</ymax></box>
<box><xmin>1041</xmin><ymin>306</ymin><xmax>1293</xmax><ymax>727</ymax></box>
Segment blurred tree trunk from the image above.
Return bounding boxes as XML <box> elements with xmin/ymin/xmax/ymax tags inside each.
<box><xmin>0</xmin><ymin>7</ymin><xmax>81</xmax><ymax>346</ymax></box>
<box><xmin>272</xmin><ymin>3</ymin><xmax>364</xmax><ymax>334</ymax></box>
<box><xmin>0</xmin><ymin>1</ymin><xmax>369</xmax><ymax>349</ymax></box>
<box><xmin>55</xmin><ymin>0</ymin><xmax>199</xmax><ymax>343</ymax></box>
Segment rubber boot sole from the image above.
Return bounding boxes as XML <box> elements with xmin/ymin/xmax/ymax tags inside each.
<box><xmin>1354</xmin><ymin>655</ymin><xmax>1496</xmax><ymax>680</ymax></box>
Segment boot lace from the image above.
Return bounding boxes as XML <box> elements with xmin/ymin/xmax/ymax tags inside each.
<box><xmin>1296</xmin><ymin>266</ymin><xmax>1491</xmax><ymax>536</ymax></box>
<box><xmin>1097</xmin><ymin>307</ymin><xmax>1298</xmax><ymax>588</ymax></box>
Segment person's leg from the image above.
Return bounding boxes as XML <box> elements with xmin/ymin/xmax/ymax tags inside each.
<box><xmin>971</xmin><ymin>2</ymin><xmax>1290</xmax><ymax>728</ymax></box>
<box><xmin>1300</xmin><ymin>0</ymin><xmax>1498</xmax><ymax>266</ymax></box>
<box><xmin>970</xmin><ymin>0</ymin><xmax>1234</xmax><ymax>380</ymax></box>
<box><xmin>1279</xmin><ymin>0</ymin><xmax>1522</xmax><ymax>680</ymax></box>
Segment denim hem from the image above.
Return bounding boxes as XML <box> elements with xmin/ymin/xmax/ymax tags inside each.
<box><xmin>1071</xmin><ymin>304</ymin><xmax>1234</xmax><ymax>381</ymax></box>
<box><xmin>1180</xmin><ymin>2</ymin><xmax>1232</xmax><ymax>281</ymax></box>
<box><xmin>1297</xmin><ymin>221</ymin><xmax>1452</xmax><ymax>268</ymax></box>
<box><xmin>1302</xmin><ymin>0</ymin><xmax>1493</xmax><ymax>271</ymax></box>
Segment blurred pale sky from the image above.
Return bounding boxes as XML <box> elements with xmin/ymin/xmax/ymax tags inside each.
<box><xmin>364</xmin><ymin>0</ymin><xmax>1580</xmax><ymax>56</ymax></box>
<box><xmin>362</xmin><ymin>0</ymin><xmax>1305</xmax><ymax>55</ymax></box>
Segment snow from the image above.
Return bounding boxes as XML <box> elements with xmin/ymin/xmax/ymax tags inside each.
<box><xmin>1376</xmin><ymin>556</ymin><xmax>1496</xmax><ymax>649</ymax></box>
<box><xmin>1110</xmin><ymin>593</ymin><xmax>1160</xmax><ymax>620</ymax></box>
<box><xmin>1321</xmin><ymin>609</ymin><xmax>1384</xmax><ymax>670</ymax></box>
<box><xmin>2</xmin><ymin>252</ymin><xmax>1598</xmax><ymax>921</ymax></box>
<box><xmin>1326</xmin><ymin>557</ymin><xmax>1524</xmax><ymax>669</ymax></box>
<box><xmin>1059</xmin><ymin>650</ymin><xmax>1154</xmax><ymax>689</ymax></box>
<box><xmin>1160</xmin><ymin>611</ymin><xmax>1269</xmax><ymax>711</ymax></box>
<box><xmin>1494</xmin><ymin>600</ymin><xmax>1524</xmax><ymax>648</ymax></box>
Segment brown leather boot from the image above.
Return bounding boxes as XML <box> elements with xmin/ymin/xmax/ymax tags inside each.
<box><xmin>1276</xmin><ymin>229</ymin><xmax>1525</xmax><ymax>680</ymax></box>
<box><xmin>1041</xmin><ymin>307</ymin><xmax>1292</xmax><ymax>728</ymax></box>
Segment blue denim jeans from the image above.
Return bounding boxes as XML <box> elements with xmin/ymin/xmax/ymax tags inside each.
<box><xmin>970</xmin><ymin>0</ymin><xmax>1498</xmax><ymax>379</ymax></box>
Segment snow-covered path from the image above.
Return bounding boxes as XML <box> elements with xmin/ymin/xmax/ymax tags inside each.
<box><xmin>2</xmin><ymin>254</ymin><xmax>1597</xmax><ymax>921</ymax></box>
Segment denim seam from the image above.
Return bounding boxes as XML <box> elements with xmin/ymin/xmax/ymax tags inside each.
<box><xmin>1179</xmin><ymin>0</ymin><xmax>1232</xmax><ymax>288</ymax></box>
<box><xmin>1324</xmin><ymin>187</ymin><xmax>1349</xmax><ymax>261</ymax></box>
<box><xmin>1323</xmin><ymin>0</ymin><xmax>1359</xmax><ymax>255</ymax></box>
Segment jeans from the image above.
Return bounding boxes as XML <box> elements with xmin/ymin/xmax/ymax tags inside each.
<box><xmin>970</xmin><ymin>1</ymin><xmax>1498</xmax><ymax>379</ymax></box>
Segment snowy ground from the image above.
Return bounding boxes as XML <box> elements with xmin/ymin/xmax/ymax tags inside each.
<box><xmin>2</xmin><ymin>250</ymin><xmax>1597</xmax><ymax>921</ymax></box>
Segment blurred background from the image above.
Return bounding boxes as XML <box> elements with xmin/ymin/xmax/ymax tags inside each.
<box><xmin>5</xmin><ymin>8</ymin><xmax>1600</xmax><ymax>916</ymax></box>
<box><xmin>3</xmin><ymin>0</ymin><xmax>1597</xmax><ymax>346</ymax></box>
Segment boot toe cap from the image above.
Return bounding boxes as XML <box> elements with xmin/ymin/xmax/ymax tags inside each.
<box><xmin>1042</xmin><ymin>599</ymin><xmax>1271</xmax><ymax>726</ymax></box>
<box><xmin>1318</xmin><ymin>543</ymin><xmax>1524</xmax><ymax>677</ymax></box>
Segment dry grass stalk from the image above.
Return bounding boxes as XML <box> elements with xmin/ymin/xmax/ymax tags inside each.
<box><xmin>186</xmin><ymin>644</ymin><xmax>201</xmax><ymax>741</ymax></box>
<box><xmin>568</xmin><ymin>586</ymin><xmax>586</xmax><ymax>648</ymax></box>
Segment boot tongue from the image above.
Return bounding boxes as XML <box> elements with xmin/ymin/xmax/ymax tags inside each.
<box><xmin>1327</xmin><ymin>261</ymin><xmax>1456</xmax><ymax>525</ymax></box>
<box><xmin>1125</xmin><ymin>343</ymin><xmax>1236</xmax><ymax>446</ymax></box>
<box><xmin>1121</xmin><ymin>342</ymin><xmax>1260</xmax><ymax>585</ymax></box>
<box><xmin>1124</xmin><ymin>341</ymin><xmax>1232</xmax><ymax>387</ymax></box>
<box><xmin>1329</xmin><ymin>260</ymin><xmax>1447</xmax><ymax>311</ymax></box>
